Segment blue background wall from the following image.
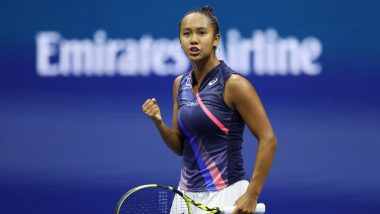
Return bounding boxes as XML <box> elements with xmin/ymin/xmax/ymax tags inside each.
<box><xmin>1</xmin><ymin>0</ymin><xmax>379</xmax><ymax>213</ymax></box>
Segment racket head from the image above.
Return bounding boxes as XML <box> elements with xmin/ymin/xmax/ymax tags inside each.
<box><xmin>115</xmin><ymin>184</ymin><xmax>193</xmax><ymax>214</ymax></box>
<box><xmin>116</xmin><ymin>184</ymin><xmax>266</xmax><ymax>214</ymax></box>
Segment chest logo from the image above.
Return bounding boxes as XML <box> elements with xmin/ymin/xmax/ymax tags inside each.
<box><xmin>186</xmin><ymin>101</ymin><xmax>198</xmax><ymax>107</ymax></box>
<box><xmin>185</xmin><ymin>78</ymin><xmax>192</xmax><ymax>87</ymax></box>
<box><xmin>208</xmin><ymin>78</ymin><xmax>218</xmax><ymax>86</ymax></box>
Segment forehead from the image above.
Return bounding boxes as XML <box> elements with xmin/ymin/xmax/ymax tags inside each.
<box><xmin>180</xmin><ymin>13</ymin><xmax>212</xmax><ymax>30</ymax></box>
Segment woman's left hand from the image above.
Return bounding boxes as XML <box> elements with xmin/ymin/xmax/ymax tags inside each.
<box><xmin>232</xmin><ymin>191</ymin><xmax>258</xmax><ymax>214</ymax></box>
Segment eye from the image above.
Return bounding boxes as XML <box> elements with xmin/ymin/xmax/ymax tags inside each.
<box><xmin>199</xmin><ymin>31</ymin><xmax>207</xmax><ymax>35</ymax></box>
<box><xmin>183</xmin><ymin>32</ymin><xmax>190</xmax><ymax>37</ymax></box>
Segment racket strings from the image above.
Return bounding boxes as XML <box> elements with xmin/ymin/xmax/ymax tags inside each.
<box><xmin>119</xmin><ymin>187</ymin><xmax>190</xmax><ymax>214</ymax></box>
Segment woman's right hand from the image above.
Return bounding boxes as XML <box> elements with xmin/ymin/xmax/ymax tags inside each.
<box><xmin>142</xmin><ymin>98</ymin><xmax>162</xmax><ymax>126</ymax></box>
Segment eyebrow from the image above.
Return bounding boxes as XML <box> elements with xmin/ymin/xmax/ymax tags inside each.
<box><xmin>181</xmin><ymin>27</ymin><xmax>207</xmax><ymax>31</ymax></box>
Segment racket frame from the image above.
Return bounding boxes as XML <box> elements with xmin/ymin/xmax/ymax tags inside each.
<box><xmin>115</xmin><ymin>184</ymin><xmax>223</xmax><ymax>214</ymax></box>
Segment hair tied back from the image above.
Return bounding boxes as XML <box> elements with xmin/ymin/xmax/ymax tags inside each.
<box><xmin>201</xmin><ymin>5</ymin><xmax>214</xmax><ymax>15</ymax></box>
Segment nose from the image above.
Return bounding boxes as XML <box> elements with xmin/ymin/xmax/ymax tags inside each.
<box><xmin>190</xmin><ymin>34</ymin><xmax>199</xmax><ymax>44</ymax></box>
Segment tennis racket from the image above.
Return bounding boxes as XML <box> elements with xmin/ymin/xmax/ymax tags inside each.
<box><xmin>115</xmin><ymin>184</ymin><xmax>266</xmax><ymax>214</ymax></box>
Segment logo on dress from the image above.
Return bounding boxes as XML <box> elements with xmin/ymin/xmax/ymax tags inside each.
<box><xmin>185</xmin><ymin>78</ymin><xmax>192</xmax><ymax>87</ymax></box>
<box><xmin>186</xmin><ymin>101</ymin><xmax>198</xmax><ymax>107</ymax></box>
<box><xmin>208</xmin><ymin>78</ymin><xmax>218</xmax><ymax>86</ymax></box>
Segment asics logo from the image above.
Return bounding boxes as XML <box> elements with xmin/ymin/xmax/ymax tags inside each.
<box><xmin>208</xmin><ymin>78</ymin><xmax>218</xmax><ymax>86</ymax></box>
<box><xmin>186</xmin><ymin>78</ymin><xmax>192</xmax><ymax>87</ymax></box>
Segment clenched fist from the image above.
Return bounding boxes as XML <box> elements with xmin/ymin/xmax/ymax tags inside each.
<box><xmin>142</xmin><ymin>98</ymin><xmax>162</xmax><ymax>126</ymax></box>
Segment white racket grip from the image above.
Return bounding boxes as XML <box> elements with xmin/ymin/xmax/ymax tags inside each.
<box><xmin>221</xmin><ymin>203</ymin><xmax>265</xmax><ymax>214</ymax></box>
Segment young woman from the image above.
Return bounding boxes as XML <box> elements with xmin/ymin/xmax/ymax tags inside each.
<box><xmin>142</xmin><ymin>6</ymin><xmax>277</xmax><ymax>214</ymax></box>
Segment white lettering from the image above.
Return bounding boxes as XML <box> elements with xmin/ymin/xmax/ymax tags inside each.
<box><xmin>35</xmin><ymin>29</ymin><xmax>322</xmax><ymax>77</ymax></box>
<box><xmin>36</xmin><ymin>32</ymin><xmax>60</xmax><ymax>76</ymax></box>
<box><xmin>301</xmin><ymin>37</ymin><xmax>322</xmax><ymax>75</ymax></box>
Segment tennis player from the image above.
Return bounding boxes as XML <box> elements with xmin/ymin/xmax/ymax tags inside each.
<box><xmin>142</xmin><ymin>6</ymin><xmax>277</xmax><ymax>214</ymax></box>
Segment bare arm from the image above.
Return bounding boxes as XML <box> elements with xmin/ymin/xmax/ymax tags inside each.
<box><xmin>141</xmin><ymin>76</ymin><xmax>184</xmax><ymax>156</ymax></box>
<box><xmin>224</xmin><ymin>75</ymin><xmax>277</xmax><ymax>214</ymax></box>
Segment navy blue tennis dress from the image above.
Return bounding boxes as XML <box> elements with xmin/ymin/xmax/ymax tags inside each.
<box><xmin>177</xmin><ymin>61</ymin><xmax>246</xmax><ymax>192</ymax></box>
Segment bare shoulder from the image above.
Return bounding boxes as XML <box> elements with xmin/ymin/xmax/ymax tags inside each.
<box><xmin>173</xmin><ymin>74</ymin><xmax>184</xmax><ymax>88</ymax></box>
<box><xmin>173</xmin><ymin>74</ymin><xmax>184</xmax><ymax>98</ymax></box>
<box><xmin>175</xmin><ymin>74</ymin><xmax>184</xmax><ymax>82</ymax></box>
<box><xmin>225</xmin><ymin>74</ymin><xmax>256</xmax><ymax>92</ymax></box>
<box><xmin>225</xmin><ymin>74</ymin><xmax>258</xmax><ymax>108</ymax></box>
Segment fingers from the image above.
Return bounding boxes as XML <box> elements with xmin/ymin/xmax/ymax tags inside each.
<box><xmin>232</xmin><ymin>209</ymin><xmax>254</xmax><ymax>214</ymax></box>
<box><xmin>146</xmin><ymin>105</ymin><xmax>159</xmax><ymax>116</ymax></box>
<box><xmin>232</xmin><ymin>201</ymin><xmax>255</xmax><ymax>214</ymax></box>
<box><xmin>142</xmin><ymin>98</ymin><xmax>160</xmax><ymax>118</ymax></box>
<box><xmin>142</xmin><ymin>98</ymin><xmax>156</xmax><ymax>111</ymax></box>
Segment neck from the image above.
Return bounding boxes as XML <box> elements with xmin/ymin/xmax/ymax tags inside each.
<box><xmin>191</xmin><ymin>54</ymin><xmax>220</xmax><ymax>85</ymax></box>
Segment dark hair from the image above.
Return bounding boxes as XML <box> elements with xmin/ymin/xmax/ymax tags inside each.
<box><xmin>179</xmin><ymin>5</ymin><xmax>220</xmax><ymax>35</ymax></box>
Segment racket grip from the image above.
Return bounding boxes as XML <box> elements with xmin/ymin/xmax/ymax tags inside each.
<box><xmin>221</xmin><ymin>203</ymin><xmax>265</xmax><ymax>214</ymax></box>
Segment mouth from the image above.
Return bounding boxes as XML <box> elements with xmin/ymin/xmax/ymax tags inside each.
<box><xmin>189</xmin><ymin>47</ymin><xmax>200</xmax><ymax>56</ymax></box>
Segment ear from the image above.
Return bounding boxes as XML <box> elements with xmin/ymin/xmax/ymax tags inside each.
<box><xmin>213</xmin><ymin>34</ymin><xmax>221</xmax><ymax>48</ymax></box>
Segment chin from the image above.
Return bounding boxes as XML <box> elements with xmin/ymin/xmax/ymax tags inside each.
<box><xmin>188</xmin><ymin>54</ymin><xmax>205</xmax><ymax>62</ymax></box>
